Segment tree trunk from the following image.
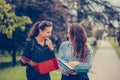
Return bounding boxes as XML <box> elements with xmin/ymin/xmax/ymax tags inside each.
<box><xmin>12</xmin><ymin>49</ymin><xmax>16</xmax><ymax>66</ymax></box>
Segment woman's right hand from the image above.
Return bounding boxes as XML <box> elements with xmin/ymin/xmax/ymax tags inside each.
<box><xmin>21</xmin><ymin>59</ymin><xmax>27</xmax><ymax>64</ymax></box>
<box><xmin>68</xmin><ymin>61</ymin><xmax>79</xmax><ymax>68</ymax></box>
<box><xmin>21</xmin><ymin>56</ymin><xmax>37</xmax><ymax>67</ymax></box>
<box><xmin>21</xmin><ymin>56</ymin><xmax>30</xmax><ymax>64</ymax></box>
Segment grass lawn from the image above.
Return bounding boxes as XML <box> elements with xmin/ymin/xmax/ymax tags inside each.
<box><xmin>0</xmin><ymin>56</ymin><xmax>61</xmax><ymax>80</ymax></box>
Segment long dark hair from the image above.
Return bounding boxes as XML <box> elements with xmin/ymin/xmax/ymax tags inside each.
<box><xmin>27</xmin><ymin>20</ymin><xmax>53</xmax><ymax>40</ymax></box>
<box><xmin>69</xmin><ymin>23</ymin><xmax>88</xmax><ymax>62</ymax></box>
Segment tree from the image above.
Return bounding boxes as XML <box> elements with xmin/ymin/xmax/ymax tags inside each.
<box><xmin>7</xmin><ymin>0</ymin><xmax>70</xmax><ymax>49</ymax></box>
<box><xmin>0</xmin><ymin>0</ymin><xmax>31</xmax><ymax>66</ymax></box>
<box><xmin>77</xmin><ymin>0</ymin><xmax>120</xmax><ymax>39</ymax></box>
<box><xmin>77</xmin><ymin>0</ymin><xmax>120</xmax><ymax>27</ymax></box>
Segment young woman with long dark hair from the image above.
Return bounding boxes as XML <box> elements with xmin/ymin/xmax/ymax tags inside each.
<box><xmin>58</xmin><ymin>23</ymin><xmax>93</xmax><ymax>80</ymax></box>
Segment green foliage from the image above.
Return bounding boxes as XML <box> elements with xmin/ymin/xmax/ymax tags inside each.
<box><xmin>95</xmin><ymin>30</ymin><xmax>104</xmax><ymax>40</ymax></box>
<box><xmin>77</xmin><ymin>0</ymin><xmax>120</xmax><ymax>25</ymax></box>
<box><xmin>9</xmin><ymin>0</ymin><xmax>69</xmax><ymax>48</ymax></box>
<box><xmin>80</xmin><ymin>20</ymin><xmax>93</xmax><ymax>37</ymax></box>
<box><xmin>0</xmin><ymin>0</ymin><xmax>31</xmax><ymax>38</ymax></box>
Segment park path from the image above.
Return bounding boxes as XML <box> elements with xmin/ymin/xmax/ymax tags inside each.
<box><xmin>88</xmin><ymin>40</ymin><xmax>120</xmax><ymax>80</ymax></box>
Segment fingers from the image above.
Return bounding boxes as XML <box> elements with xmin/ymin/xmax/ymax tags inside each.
<box><xmin>66</xmin><ymin>70</ymin><xmax>77</xmax><ymax>75</ymax></box>
<box><xmin>45</xmin><ymin>38</ymin><xmax>53</xmax><ymax>50</ymax></box>
<box><xmin>21</xmin><ymin>56</ymin><xmax>30</xmax><ymax>63</ymax></box>
<box><xmin>28</xmin><ymin>60</ymin><xmax>37</xmax><ymax>67</ymax></box>
<box><xmin>68</xmin><ymin>61</ymin><xmax>79</xmax><ymax>68</ymax></box>
<box><xmin>21</xmin><ymin>56</ymin><xmax>37</xmax><ymax>66</ymax></box>
<box><xmin>21</xmin><ymin>59</ymin><xmax>27</xmax><ymax>64</ymax></box>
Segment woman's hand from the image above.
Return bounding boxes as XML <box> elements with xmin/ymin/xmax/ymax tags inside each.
<box><xmin>21</xmin><ymin>56</ymin><xmax>37</xmax><ymax>66</ymax></box>
<box><xmin>66</xmin><ymin>70</ymin><xmax>77</xmax><ymax>75</ymax></box>
<box><xmin>28</xmin><ymin>60</ymin><xmax>37</xmax><ymax>67</ymax></box>
<box><xmin>68</xmin><ymin>61</ymin><xmax>79</xmax><ymax>68</ymax></box>
<box><xmin>21</xmin><ymin>56</ymin><xmax>30</xmax><ymax>64</ymax></box>
<box><xmin>66</xmin><ymin>61</ymin><xmax>79</xmax><ymax>75</ymax></box>
<box><xmin>46</xmin><ymin>38</ymin><xmax>54</xmax><ymax>50</ymax></box>
<box><xmin>21</xmin><ymin>59</ymin><xmax>27</xmax><ymax>64</ymax></box>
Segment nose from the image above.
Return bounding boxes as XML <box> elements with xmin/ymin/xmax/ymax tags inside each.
<box><xmin>48</xmin><ymin>33</ymin><xmax>51</xmax><ymax>37</ymax></box>
<box><xmin>67</xmin><ymin>33</ymin><xmax>69</xmax><ymax>38</ymax></box>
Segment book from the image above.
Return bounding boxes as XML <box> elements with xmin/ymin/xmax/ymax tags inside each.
<box><xmin>22</xmin><ymin>56</ymin><xmax>59</xmax><ymax>74</ymax></box>
<box><xmin>57</xmin><ymin>58</ymin><xmax>89</xmax><ymax>73</ymax></box>
<box><xmin>33</xmin><ymin>58</ymin><xmax>59</xmax><ymax>74</ymax></box>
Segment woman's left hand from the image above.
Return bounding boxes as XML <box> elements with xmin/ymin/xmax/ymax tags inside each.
<box><xmin>68</xmin><ymin>61</ymin><xmax>79</xmax><ymax>68</ymax></box>
<box><xmin>66</xmin><ymin>70</ymin><xmax>77</xmax><ymax>75</ymax></box>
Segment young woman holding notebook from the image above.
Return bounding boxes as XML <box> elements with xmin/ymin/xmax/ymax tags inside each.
<box><xmin>21</xmin><ymin>20</ymin><xmax>56</xmax><ymax>80</ymax></box>
<box><xmin>58</xmin><ymin>23</ymin><xmax>93</xmax><ymax>80</ymax></box>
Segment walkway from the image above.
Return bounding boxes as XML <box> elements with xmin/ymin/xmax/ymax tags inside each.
<box><xmin>89</xmin><ymin>41</ymin><xmax>120</xmax><ymax>80</ymax></box>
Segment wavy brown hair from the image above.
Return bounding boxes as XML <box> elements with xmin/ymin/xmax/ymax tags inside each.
<box><xmin>69</xmin><ymin>23</ymin><xmax>88</xmax><ymax>62</ymax></box>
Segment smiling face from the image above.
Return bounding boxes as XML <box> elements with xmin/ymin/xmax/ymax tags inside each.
<box><xmin>39</xmin><ymin>26</ymin><xmax>53</xmax><ymax>39</ymax></box>
<box><xmin>67</xmin><ymin>27</ymin><xmax>71</xmax><ymax>41</ymax></box>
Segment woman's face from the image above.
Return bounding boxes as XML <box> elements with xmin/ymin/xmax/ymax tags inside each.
<box><xmin>67</xmin><ymin>27</ymin><xmax>71</xmax><ymax>41</ymax></box>
<box><xmin>39</xmin><ymin>26</ymin><xmax>53</xmax><ymax>39</ymax></box>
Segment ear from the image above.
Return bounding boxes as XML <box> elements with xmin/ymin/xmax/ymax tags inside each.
<box><xmin>39</xmin><ymin>29</ymin><xmax>43</xmax><ymax>33</ymax></box>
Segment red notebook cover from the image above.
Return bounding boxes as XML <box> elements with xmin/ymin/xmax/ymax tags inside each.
<box><xmin>33</xmin><ymin>58</ymin><xmax>59</xmax><ymax>74</ymax></box>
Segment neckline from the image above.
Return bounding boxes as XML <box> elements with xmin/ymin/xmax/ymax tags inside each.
<box><xmin>34</xmin><ymin>38</ymin><xmax>45</xmax><ymax>47</ymax></box>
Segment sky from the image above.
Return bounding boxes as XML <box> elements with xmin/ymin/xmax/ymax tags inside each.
<box><xmin>105</xmin><ymin>0</ymin><xmax>120</xmax><ymax>7</ymax></box>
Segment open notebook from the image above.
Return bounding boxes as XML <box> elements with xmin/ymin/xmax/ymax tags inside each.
<box><xmin>57</xmin><ymin>58</ymin><xmax>89</xmax><ymax>72</ymax></box>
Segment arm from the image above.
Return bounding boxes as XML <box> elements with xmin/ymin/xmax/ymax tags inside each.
<box><xmin>44</xmin><ymin>39</ymin><xmax>55</xmax><ymax>58</ymax></box>
<box><xmin>58</xmin><ymin>42</ymin><xmax>68</xmax><ymax>75</ymax></box>
<box><xmin>21</xmin><ymin>40</ymin><xmax>32</xmax><ymax>66</ymax></box>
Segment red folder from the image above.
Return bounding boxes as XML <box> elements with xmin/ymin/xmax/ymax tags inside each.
<box><xmin>33</xmin><ymin>58</ymin><xmax>59</xmax><ymax>74</ymax></box>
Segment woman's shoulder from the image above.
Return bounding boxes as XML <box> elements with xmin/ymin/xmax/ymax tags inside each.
<box><xmin>25</xmin><ymin>39</ymin><xmax>35</xmax><ymax>46</ymax></box>
<box><xmin>26</xmin><ymin>38</ymin><xmax>35</xmax><ymax>43</ymax></box>
<box><xmin>62</xmin><ymin>41</ymin><xmax>70</xmax><ymax>44</ymax></box>
<box><xmin>61</xmin><ymin>41</ymin><xmax>71</xmax><ymax>46</ymax></box>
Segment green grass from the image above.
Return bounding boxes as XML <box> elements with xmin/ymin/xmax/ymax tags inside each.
<box><xmin>0</xmin><ymin>65</ymin><xmax>26</xmax><ymax>80</ymax></box>
<box><xmin>50</xmin><ymin>70</ymin><xmax>61</xmax><ymax>80</ymax></box>
<box><xmin>0</xmin><ymin>56</ymin><xmax>61</xmax><ymax>80</ymax></box>
<box><xmin>0</xmin><ymin>65</ymin><xmax>61</xmax><ymax>80</ymax></box>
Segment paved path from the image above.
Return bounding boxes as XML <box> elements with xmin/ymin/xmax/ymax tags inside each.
<box><xmin>88</xmin><ymin>41</ymin><xmax>120</xmax><ymax>80</ymax></box>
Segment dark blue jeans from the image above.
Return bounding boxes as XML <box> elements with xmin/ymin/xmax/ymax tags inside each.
<box><xmin>61</xmin><ymin>72</ymin><xmax>89</xmax><ymax>80</ymax></box>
